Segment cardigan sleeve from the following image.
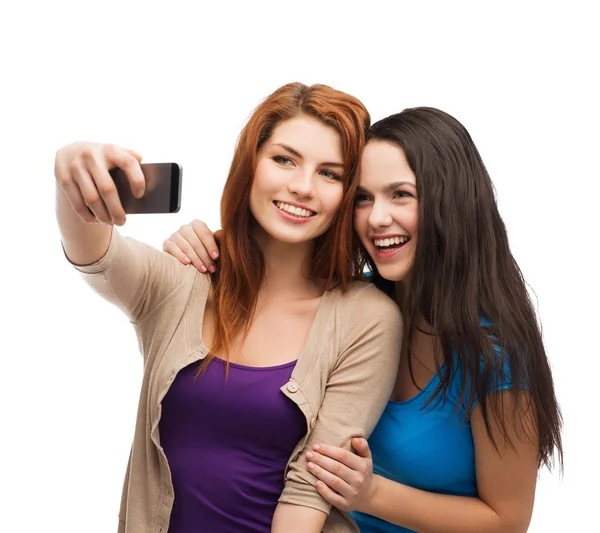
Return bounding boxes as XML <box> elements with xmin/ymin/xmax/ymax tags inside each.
<box><xmin>64</xmin><ymin>228</ymin><xmax>187</xmax><ymax>324</ymax></box>
<box><xmin>279</xmin><ymin>285</ymin><xmax>403</xmax><ymax>514</ymax></box>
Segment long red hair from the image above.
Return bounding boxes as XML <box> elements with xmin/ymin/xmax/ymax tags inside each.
<box><xmin>205</xmin><ymin>82</ymin><xmax>370</xmax><ymax>365</ymax></box>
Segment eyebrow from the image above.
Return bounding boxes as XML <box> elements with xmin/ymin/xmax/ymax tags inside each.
<box><xmin>356</xmin><ymin>181</ymin><xmax>417</xmax><ymax>194</ymax></box>
<box><xmin>273</xmin><ymin>143</ymin><xmax>345</xmax><ymax>168</ymax></box>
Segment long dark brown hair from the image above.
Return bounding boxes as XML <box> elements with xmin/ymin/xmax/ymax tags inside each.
<box><xmin>207</xmin><ymin>82</ymin><xmax>370</xmax><ymax>367</ymax></box>
<box><xmin>354</xmin><ymin>107</ymin><xmax>563</xmax><ymax>470</ymax></box>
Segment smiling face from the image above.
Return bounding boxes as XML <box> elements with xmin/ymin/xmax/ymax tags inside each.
<box><xmin>353</xmin><ymin>140</ymin><xmax>419</xmax><ymax>286</ymax></box>
<box><xmin>249</xmin><ymin>114</ymin><xmax>345</xmax><ymax>247</ymax></box>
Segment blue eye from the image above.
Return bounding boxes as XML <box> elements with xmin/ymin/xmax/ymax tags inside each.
<box><xmin>320</xmin><ymin>169</ymin><xmax>342</xmax><ymax>181</ymax></box>
<box><xmin>273</xmin><ymin>155</ymin><xmax>293</xmax><ymax>165</ymax></box>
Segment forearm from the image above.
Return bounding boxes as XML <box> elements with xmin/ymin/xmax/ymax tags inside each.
<box><xmin>56</xmin><ymin>184</ymin><xmax>112</xmax><ymax>265</ymax></box>
<box><xmin>362</xmin><ymin>475</ymin><xmax>523</xmax><ymax>533</ymax></box>
<box><xmin>271</xmin><ymin>502</ymin><xmax>327</xmax><ymax>533</ymax></box>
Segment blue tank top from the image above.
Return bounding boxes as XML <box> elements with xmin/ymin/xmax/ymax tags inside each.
<box><xmin>159</xmin><ymin>357</ymin><xmax>306</xmax><ymax>533</ymax></box>
<box><xmin>353</xmin><ymin>351</ymin><xmax>512</xmax><ymax>533</ymax></box>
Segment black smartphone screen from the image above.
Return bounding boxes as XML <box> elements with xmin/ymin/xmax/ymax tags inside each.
<box><xmin>109</xmin><ymin>163</ymin><xmax>182</xmax><ymax>214</ymax></box>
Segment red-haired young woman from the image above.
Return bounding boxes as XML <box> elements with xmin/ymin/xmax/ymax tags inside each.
<box><xmin>55</xmin><ymin>82</ymin><xmax>402</xmax><ymax>533</ymax></box>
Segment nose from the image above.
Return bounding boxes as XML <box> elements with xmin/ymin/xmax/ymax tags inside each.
<box><xmin>287</xmin><ymin>167</ymin><xmax>315</xmax><ymax>199</ymax></box>
<box><xmin>367</xmin><ymin>199</ymin><xmax>393</xmax><ymax>228</ymax></box>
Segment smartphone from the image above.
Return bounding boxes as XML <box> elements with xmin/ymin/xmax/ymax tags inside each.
<box><xmin>109</xmin><ymin>162</ymin><xmax>182</xmax><ymax>214</ymax></box>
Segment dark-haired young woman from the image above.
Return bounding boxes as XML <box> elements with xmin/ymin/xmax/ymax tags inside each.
<box><xmin>165</xmin><ymin>106</ymin><xmax>563</xmax><ymax>533</ymax></box>
<box><xmin>54</xmin><ymin>83</ymin><xmax>403</xmax><ymax>533</ymax></box>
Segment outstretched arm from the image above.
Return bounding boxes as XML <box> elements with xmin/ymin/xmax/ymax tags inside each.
<box><xmin>57</xmin><ymin>142</ymin><xmax>186</xmax><ymax>324</ymax></box>
<box><xmin>55</xmin><ymin>141</ymin><xmax>144</xmax><ymax>265</ymax></box>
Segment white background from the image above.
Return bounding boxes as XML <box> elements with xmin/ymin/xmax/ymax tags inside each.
<box><xmin>1</xmin><ymin>1</ymin><xmax>597</xmax><ymax>531</ymax></box>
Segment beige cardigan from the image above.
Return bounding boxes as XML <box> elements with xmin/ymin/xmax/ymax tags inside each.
<box><xmin>69</xmin><ymin>229</ymin><xmax>402</xmax><ymax>533</ymax></box>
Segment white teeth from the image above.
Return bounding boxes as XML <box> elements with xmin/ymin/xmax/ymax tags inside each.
<box><xmin>373</xmin><ymin>236</ymin><xmax>409</xmax><ymax>247</ymax></box>
<box><xmin>276</xmin><ymin>202</ymin><xmax>314</xmax><ymax>218</ymax></box>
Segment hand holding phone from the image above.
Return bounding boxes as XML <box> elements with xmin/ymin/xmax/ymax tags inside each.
<box><xmin>55</xmin><ymin>142</ymin><xmax>182</xmax><ymax>226</ymax></box>
<box><xmin>55</xmin><ymin>142</ymin><xmax>145</xmax><ymax>226</ymax></box>
<box><xmin>110</xmin><ymin>163</ymin><xmax>182</xmax><ymax>214</ymax></box>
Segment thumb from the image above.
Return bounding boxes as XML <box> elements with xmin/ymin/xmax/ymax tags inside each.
<box><xmin>352</xmin><ymin>437</ymin><xmax>371</xmax><ymax>458</ymax></box>
<box><xmin>125</xmin><ymin>148</ymin><xmax>143</xmax><ymax>163</ymax></box>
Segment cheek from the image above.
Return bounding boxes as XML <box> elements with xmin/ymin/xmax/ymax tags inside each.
<box><xmin>404</xmin><ymin>208</ymin><xmax>419</xmax><ymax>263</ymax></box>
<box><xmin>249</xmin><ymin>160</ymin><xmax>274</xmax><ymax>205</ymax></box>
<box><xmin>248</xmin><ymin>170</ymin><xmax>266</xmax><ymax>218</ymax></box>
<box><xmin>391</xmin><ymin>204</ymin><xmax>419</xmax><ymax>234</ymax></box>
<box><xmin>251</xmin><ymin>162</ymin><xmax>268</xmax><ymax>192</ymax></box>
<box><xmin>407</xmin><ymin>206</ymin><xmax>419</xmax><ymax>234</ymax></box>
<box><xmin>320</xmin><ymin>184</ymin><xmax>344</xmax><ymax>215</ymax></box>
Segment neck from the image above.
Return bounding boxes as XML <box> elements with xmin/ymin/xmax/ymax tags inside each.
<box><xmin>394</xmin><ymin>278</ymin><xmax>436</xmax><ymax>338</ymax></box>
<box><xmin>253</xmin><ymin>226</ymin><xmax>323</xmax><ymax>298</ymax></box>
<box><xmin>399</xmin><ymin>310</ymin><xmax>441</xmax><ymax>367</ymax></box>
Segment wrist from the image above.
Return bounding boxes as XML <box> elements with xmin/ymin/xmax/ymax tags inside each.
<box><xmin>359</xmin><ymin>474</ymin><xmax>382</xmax><ymax>515</ymax></box>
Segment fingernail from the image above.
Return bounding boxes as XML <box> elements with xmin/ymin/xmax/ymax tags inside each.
<box><xmin>308</xmin><ymin>462</ymin><xmax>314</xmax><ymax>469</ymax></box>
<box><xmin>211</xmin><ymin>251</ymin><xmax>219</xmax><ymax>259</ymax></box>
<box><xmin>183</xmin><ymin>257</ymin><xmax>191</xmax><ymax>264</ymax></box>
<box><xmin>209</xmin><ymin>266</ymin><xmax>216</xmax><ymax>273</ymax></box>
<box><xmin>306</xmin><ymin>452</ymin><xmax>313</xmax><ymax>459</ymax></box>
<box><xmin>313</xmin><ymin>445</ymin><xmax>320</xmax><ymax>451</ymax></box>
<box><xmin>200</xmin><ymin>266</ymin><xmax>208</xmax><ymax>273</ymax></box>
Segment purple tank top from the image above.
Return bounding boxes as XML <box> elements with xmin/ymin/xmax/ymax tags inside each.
<box><xmin>159</xmin><ymin>356</ymin><xmax>307</xmax><ymax>533</ymax></box>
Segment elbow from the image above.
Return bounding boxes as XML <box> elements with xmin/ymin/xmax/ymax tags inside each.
<box><xmin>496</xmin><ymin>513</ymin><xmax>533</xmax><ymax>533</ymax></box>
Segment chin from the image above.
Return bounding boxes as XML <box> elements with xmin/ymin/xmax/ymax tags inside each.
<box><xmin>372</xmin><ymin>262</ymin><xmax>410</xmax><ymax>283</ymax></box>
<box><xmin>258</xmin><ymin>223</ymin><xmax>318</xmax><ymax>245</ymax></box>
